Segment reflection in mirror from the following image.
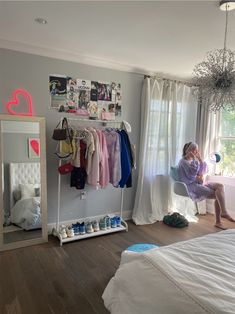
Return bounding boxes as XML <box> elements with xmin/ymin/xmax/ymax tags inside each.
<box><xmin>1</xmin><ymin>120</ymin><xmax>42</xmax><ymax>244</ymax></box>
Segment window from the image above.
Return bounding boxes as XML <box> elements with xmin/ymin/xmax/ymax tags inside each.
<box><xmin>147</xmin><ymin>99</ymin><xmax>184</xmax><ymax>174</ymax></box>
<box><xmin>218</xmin><ymin>110</ymin><xmax>235</xmax><ymax>176</ymax></box>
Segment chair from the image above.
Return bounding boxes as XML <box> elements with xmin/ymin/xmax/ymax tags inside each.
<box><xmin>170</xmin><ymin>167</ymin><xmax>199</xmax><ymax>214</ymax></box>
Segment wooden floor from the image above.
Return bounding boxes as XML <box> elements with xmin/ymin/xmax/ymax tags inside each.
<box><xmin>1</xmin><ymin>214</ymin><xmax>235</xmax><ymax>314</ymax></box>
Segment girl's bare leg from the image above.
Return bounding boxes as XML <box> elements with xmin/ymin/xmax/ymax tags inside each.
<box><xmin>214</xmin><ymin>200</ymin><xmax>227</xmax><ymax>230</ymax></box>
<box><xmin>214</xmin><ymin>184</ymin><xmax>235</xmax><ymax>222</ymax></box>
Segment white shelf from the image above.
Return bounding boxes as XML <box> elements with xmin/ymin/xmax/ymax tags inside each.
<box><xmin>60</xmin><ymin>115</ymin><xmax>122</xmax><ymax>124</ymax></box>
<box><xmin>54</xmin><ymin>221</ymin><xmax>128</xmax><ymax>246</ymax></box>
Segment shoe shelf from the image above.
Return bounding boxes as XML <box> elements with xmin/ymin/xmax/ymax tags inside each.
<box><xmin>54</xmin><ymin>220</ymin><xmax>128</xmax><ymax>246</ymax></box>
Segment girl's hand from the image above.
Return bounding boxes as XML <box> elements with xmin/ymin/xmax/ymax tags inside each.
<box><xmin>196</xmin><ymin>152</ymin><xmax>202</xmax><ymax>163</ymax></box>
<box><xmin>185</xmin><ymin>151</ymin><xmax>194</xmax><ymax>160</ymax></box>
<box><xmin>196</xmin><ymin>175</ymin><xmax>204</xmax><ymax>184</ymax></box>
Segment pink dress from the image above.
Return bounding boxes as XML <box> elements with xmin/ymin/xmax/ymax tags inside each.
<box><xmin>87</xmin><ymin>128</ymin><xmax>100</xmax><ymax>187</ymax></box>
<box><xmin>97</xmin><ymin>130</ymin><xmax>110</xmax><ymax>188</ymax></box>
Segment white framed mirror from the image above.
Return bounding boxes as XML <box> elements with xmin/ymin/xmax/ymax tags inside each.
<box><xmin>0</xmin><ymin>115</ymin><xmax>47</xmax><ymax>251</ymax></box>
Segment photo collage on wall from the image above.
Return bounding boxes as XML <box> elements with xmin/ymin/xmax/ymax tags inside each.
<box><xmin>49</xmin><ymin>75</ymin><xmax>122</xmax><ymax>120</ymax></box>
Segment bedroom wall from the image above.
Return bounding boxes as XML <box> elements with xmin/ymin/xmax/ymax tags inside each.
<box><xmin>3</xmin><ymin>133</ymin><xmax>39</xmax><ymax>163</ymax></box>
<box><xmin>206</xmin><ymin>176</ymin><xmax>235</xmax><ymax>216</ymax></box>
<box><xmin>0</xmin><ymin>48</ymin><xmax>142</xmax><ymax>225</ymax></box>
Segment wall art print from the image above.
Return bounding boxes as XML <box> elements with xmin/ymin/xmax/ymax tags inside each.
<box><xmin>28</xmin><ymin>138</ymin><xmax>40</xmax><ymax>159</ymax></box>
<box><xmin>49</xmin><ymin>75</ymin><xmax>122</xmax><ymax>120</ymax></box>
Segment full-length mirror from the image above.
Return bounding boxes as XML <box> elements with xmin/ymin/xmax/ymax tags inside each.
<box><xmin>0</xmin><ymin>115</ymin><xmax>47</xmax><ymax>251</ymax></box>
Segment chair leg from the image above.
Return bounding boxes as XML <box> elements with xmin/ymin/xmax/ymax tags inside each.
<box><xmin>195</xmin><ymin>202</ymin><xmax>199</xmax><ymax>215</ymax></box>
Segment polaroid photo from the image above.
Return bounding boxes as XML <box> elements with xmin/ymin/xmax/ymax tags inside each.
<box><xmin>98</xmin><ymin>82</ymin><xmax>112</xmax><ymax>101</ymax></box>
<box><xmin>77</xmin><ymin>79</ymin><xmax>91</xmax><ymax>91</ymax></box>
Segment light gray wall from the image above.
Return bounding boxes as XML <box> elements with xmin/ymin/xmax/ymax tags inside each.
<box><xmin>0</xmin><ymin>48</ymin><xmax>142</xmax><ymax>224</ymax></box>
<box><xmin>3</xmin><ymin>133</ymin><xmax>39</xmax><ymax>163</ymax></box>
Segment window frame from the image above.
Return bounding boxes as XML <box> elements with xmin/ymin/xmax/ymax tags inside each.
<box><xmin>217</xmin><ymin>111</ymin><xmax>235</xmax><ymax>176</ymax></box>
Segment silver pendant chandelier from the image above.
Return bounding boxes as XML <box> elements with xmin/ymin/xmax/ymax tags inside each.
<box><xmin>193</xmin><ymin>1</ymin><xmax>235</xmax><ymax>112</ymax></box>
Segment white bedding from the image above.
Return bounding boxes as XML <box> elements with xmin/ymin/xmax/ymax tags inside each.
<box><xmin>103</xmin><ymin>230</ymin><xmax>235</xmax><ymax>314</ymax></box>
<box><xmin>10</xmin><ymin>197</ymin><xmax>41</xmax><ymax>230</ymax></box>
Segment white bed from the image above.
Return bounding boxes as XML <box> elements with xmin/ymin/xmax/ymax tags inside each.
<box><xmin>9</xmin><ymin>162</ymin><xmax>41</xmax><ymax>230</ymax></box>
<box><xmin>103</xmin><ymin>230</ymin><xmax>235</xmax><ymax>314</ymax></box>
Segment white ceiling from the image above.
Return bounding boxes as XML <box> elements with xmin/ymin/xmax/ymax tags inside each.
<box><xmin>0</xmin><ymin>1</ymin><xmax>235</xmax><ymax>79</ymax></box>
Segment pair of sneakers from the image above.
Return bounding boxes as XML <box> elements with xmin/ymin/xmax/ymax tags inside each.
<box><xmin>59</xmin><ymin>225</ymin><xmax>76</xmax><ymax>238</ymax></box>
<box><xmin>99</xmin><ymin>215</ymin><xmax>122</xmax><ymax>230</ymax></box>
<box><xmin>72</xmin><ymin>222</ymin><xmax>86</xmax><ymax>235</ymax></box>
<box><xmin>99</xmin><ymin>216</ymin><xmax>111</xmax><ymax>230</ymax></box>
<box><xmin>109</xmin><ymin>216</ymin><xmax>122</xmax><ymax>228</ymax></box>
<box><xmin>110</xmin><ymin>216</ymin><xmax>122</xmax><ymax>228</ymax></box>
<box><xmin>85</xmin><ymin>220</ymin><xmax>100</xmax><ymax>233</ymax></box>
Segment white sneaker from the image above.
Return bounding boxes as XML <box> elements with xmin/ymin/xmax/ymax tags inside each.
<box><xmin>66</xmin><ymin>226</ymin><xmax>74</xmax><ymax>238</ymax></box>
<box><xmin>92</xmin><ymin>220</ymin><xmax>100</xmax><ymax>232</ymax></box>
<box><xmin>59</xmin><ymin>225</ymin><xmax>67</xmax><ymax>239</ymax></box>
<box><xmin>86</xmin><ymin>222</ymin><xmax>94</xmax><ymax>233</ymax></box>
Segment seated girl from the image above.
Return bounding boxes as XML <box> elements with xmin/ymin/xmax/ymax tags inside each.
<box><xmin>178</xmin><ymin>142</ymin><xmax>235</xmax><ymax>229</ymax></box>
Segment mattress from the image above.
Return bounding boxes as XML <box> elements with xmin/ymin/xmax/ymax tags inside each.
<box><xmin>103</xmin><ymin>229</ymin><xmax>235</xmax><ymax>314</ymax></box>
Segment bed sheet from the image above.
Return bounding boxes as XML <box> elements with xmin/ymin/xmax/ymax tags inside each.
<box><xmin>103</xmin><ymin>230</ymin><xmax>235</xmax><ymax>314</ymax></box>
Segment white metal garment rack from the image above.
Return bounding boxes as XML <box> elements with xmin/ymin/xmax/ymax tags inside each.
<box><xmin>53</xmin><ymin>117</ymin><xmax>128</xmax><ymax>246</ymax></box>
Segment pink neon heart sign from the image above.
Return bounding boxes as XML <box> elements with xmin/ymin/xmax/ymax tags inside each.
<box><xmin>30</xmin><ymin>140</ymin><xmax>39</xmax><ymax>156</ymax></box>
<box><xmin>6</xmin><ymin>89</ymin><xmax>33</xmax><ymax>116</ymax></box>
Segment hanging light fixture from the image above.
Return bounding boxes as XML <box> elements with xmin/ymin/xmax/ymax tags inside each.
<box><xmin>193</xmin><ymin>1</ymin><xmax>235</xmax><ymax>112</ymax></box>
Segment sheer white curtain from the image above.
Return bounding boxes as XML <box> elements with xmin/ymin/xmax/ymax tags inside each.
<box><xmin>194</xmin><ymin>98</ymin><xmax>221</xmax><ymax>215</ymax></box>
<box><xmin>196</xmin><ymin>95</ymin><xmax>220</xmax><ymax>161</ymax></box>
<box><xmin>132</xmin><ymin>77</ymin><xmax>197</xmax><ymax>225</ymax></box>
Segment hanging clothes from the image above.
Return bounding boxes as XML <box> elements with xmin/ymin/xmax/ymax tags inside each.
<box><xmin>54</xmin><ymin>118</ymin><xmax>134</xmax><ymax>191</ymax></box>
<box><xmin>71</xmin><ymin>137</ymin><xmax>87</xmax><ymax>168</ymax></box>
<box><xmin>70</xmin><ymin>136</ymin><xmax>88</xmax><ymax>190</ymax></box>
<box><xmin>104</xmin><ymin>130</ymin><xmax>121</xmax><ymax>187</ymax></box>
<box><xmin>87</xmin><ymin>128</ymin><xmax>100</xmax><ymax>188</ymax></box>
<box><xmin>70</xmin><ymin>167</ymin><xmax>87</xmax><ymax>190</ymax></box>
<box><xmin>118</xmin><ymin>130</ymin><xmax>132</xmax><ymax>188</ymax></box>
<box><xmin>73</xmin><ymin>129</ymin><xmax>95</xmax><ymax>175</ymax></box>
<box><xmin>97</xmin><ymin>130</ymin><xmax>110</xmax><ymax>188</ymax></box>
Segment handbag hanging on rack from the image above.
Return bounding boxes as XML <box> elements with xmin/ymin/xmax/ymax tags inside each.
<box><xmin>60</xmin><ymin>140</ymin><xmax>73</xmax><ymax>154</ymax></box>
<box><xmin>58</xmin><ymin>162</ymin><xmax>74</xmax><ymax>175</ymax></box>
<box><xmin>52</xmin><ymin>118</ymin><xmax>69</xmax><ymax>140</ymax></box>
<box><xmin>53</xmin><ymin>118</ymin><xmax>74</xmax><ymax>159</ymax></box>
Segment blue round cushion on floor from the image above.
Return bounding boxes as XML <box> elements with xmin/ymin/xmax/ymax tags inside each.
<box><xmin>126</xmin><ymin>243</ymin><xmax>159</xmax><ymax>253</ymax></box>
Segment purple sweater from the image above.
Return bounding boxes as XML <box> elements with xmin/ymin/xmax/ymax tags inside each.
<box><xmin>178</xmin><ymin>158</ymin><xmax>214</xmax><ymax>202</ymax></box>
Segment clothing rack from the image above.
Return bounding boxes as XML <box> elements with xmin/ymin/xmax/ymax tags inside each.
<box><xmin>53</xmin><ymin>117</ymin><xmax>129</xmax><ymax>246</ymax></box>
<box><xmin>57</xmin><ymin>116</ymin><xmax>123</xmax><ymax>127</ymax></box>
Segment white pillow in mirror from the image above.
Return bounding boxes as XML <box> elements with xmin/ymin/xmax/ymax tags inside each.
<box><xmin>20</xmin><ymin>184</ymin><xmax>36</xmax><ymax>199</ymax></box>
